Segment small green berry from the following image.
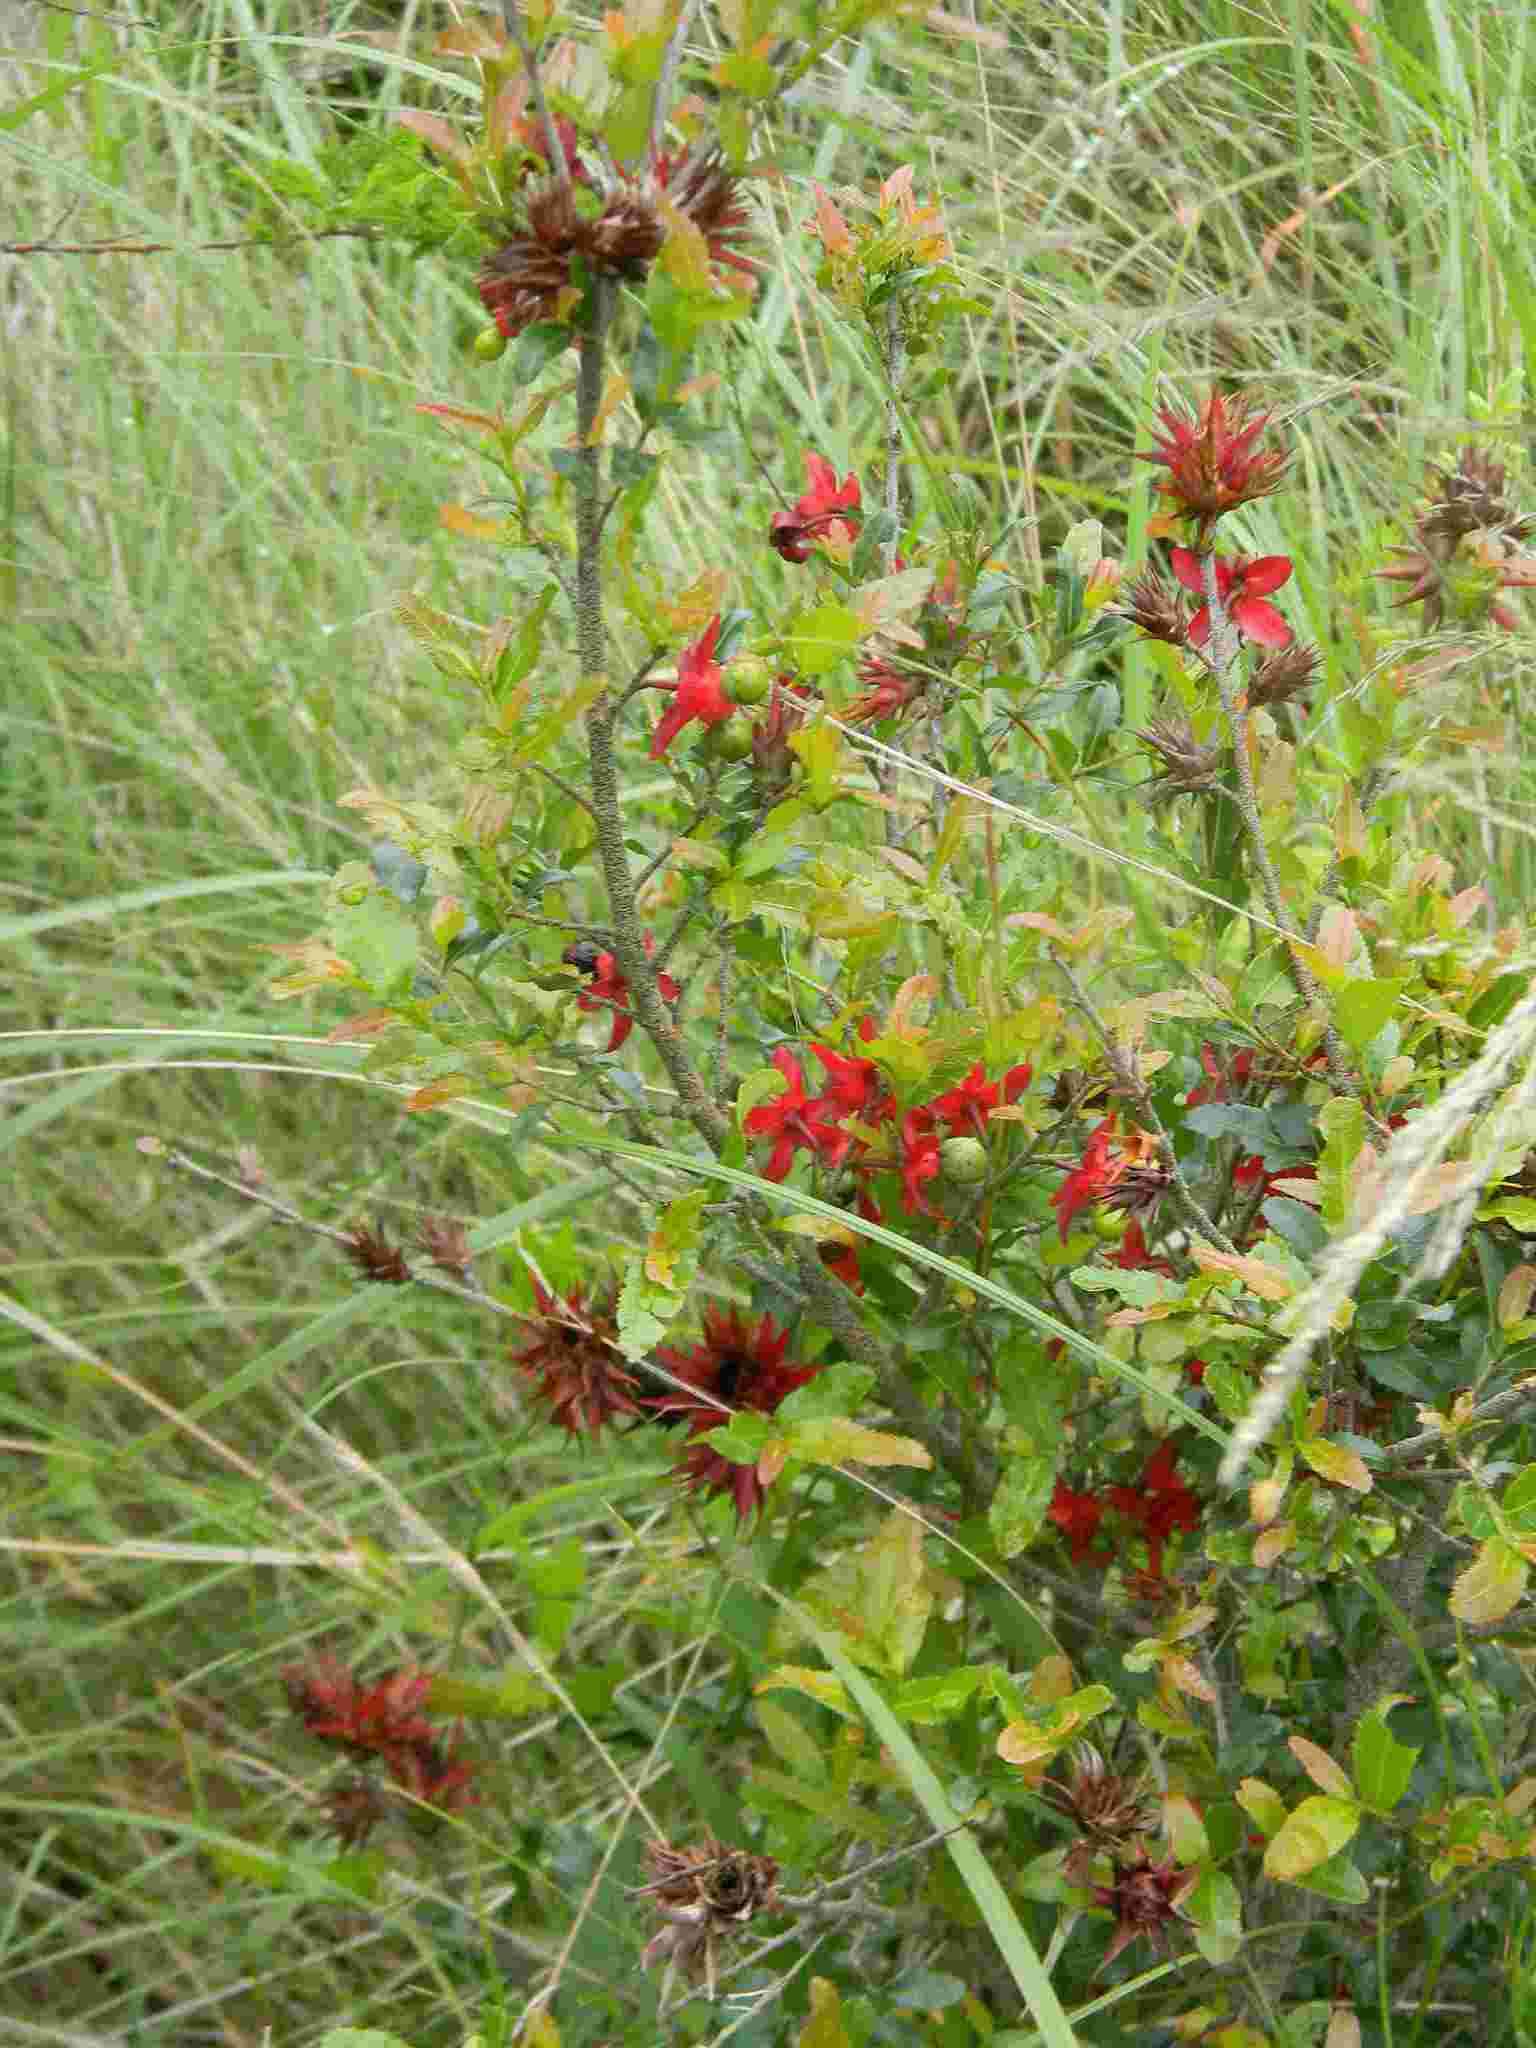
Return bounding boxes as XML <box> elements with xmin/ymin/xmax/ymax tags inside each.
<box><xmin>702</xmin><ymin>713</ymin><xmax>756</xmax><ymax>763</ymax></box>
<box><xmin>939</xmin><ymin>1136</ymin><xmax>989</xmax><ymax>1186</ymax></box>
<box><xmin>472</xmin><ymin>325</ymin><xmax>509</xmax><ymax>362</ymax></box>
<box><xmin>722</xmin><ymin>657</ymin><xmax>773</xmax><ymax>707</ymax></box>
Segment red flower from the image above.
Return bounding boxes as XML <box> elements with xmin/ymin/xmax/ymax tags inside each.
<box><xmin>811</xmin><ymin>1022</ymin><xmax>890</xmax><ymax>1120</ymax></box>
<box><xmin>1183</xmin><ymin>1356</ymin><xmax>1208</xmax><ymax>1386</ymax></box>
<box><xmin>1170</xmin><ymin>548</ymin><xmax>1293</xmax><ymax>651</ymax></box>
<box><xmin>1106</xmin><ymin>1220</ymin><xmax>1172</xmax><ymax>1275</ymax></box>
<box><xmin>513</xmin><ymin>1280</ymin><xmax>644</xmax><ymax>1437</ymax></box>
<box><xmin>1105</xmin><ymin>1438</ymin><xmax>1202</xmax><ymax>1582</ymax></box>
<box><xmin>384</xmin><ymin>1730</ymin><xmax>477</xmax><ymax>1813</ymax></box>
<box><xmin>769</xmin><ymin>452</ymin><xmax>861</xmax><ymax>562</ymax></box>
<box><xmin>929</xmin><ymin>1061</ymin><xmax>1032</xmax><ymax>1139</ymax></box>
<box><xmin>744</xmin><ymin>1048</ymin><xmax>851</xmax><ymax>1181</ymax></box>
<box><xmin>1054</xmin><ymin>1120</ymin><xmax>1172</xmax><ymax>1242</ymax></box>
<box><xmin>818</xmin><ymin>1237</ymin><xmax>863</xmax><ymax>1293</ymax></box>
<box><xmin>1137</xmin><ymin>389</ymin><xmax>1290</xmax><ymax>530</ymax></box>
<box><xmin>1049</xmin><ymin>1481</ymin><xmax>1109</xmax><ymax>1565</ymax></box>
<box><xmin>565</xmin><ymin>933</ymin><xmax>680</xmax><ymax>1051</ymax></box>
<box><xmin>651</xmin><ymin>616</ymin><xmax>734</xmax><ymax>758</ymax></box>
<box><xmin>897</xmin><ymin>1107</ymin><xmax>944</xmax><ymax>1218</ymax></box>
<box><xmin>1185</xmin><ymin>1042</ymin><xmax>1256</xmax><ymax>1107</ymax></box>
<box><xmin>648</xmin><ymin>1307</ymin><xmax>819</xmax><ymax>1522</ymax></box>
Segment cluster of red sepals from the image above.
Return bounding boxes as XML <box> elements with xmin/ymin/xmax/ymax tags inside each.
<box><xmin>744</xmin><ymin>1024</ymin><xmax>1032</xmax><ymax>1235</ymax></box>
<box><xmin>282</xmin><ymin>1656</ymin><xmax>476</xmax><ymax>1842</ymax></box>
<box><xmin>513</xmin><ymin>1292</ymin><xmax>818</xmax><ymax>1522</ymax></box>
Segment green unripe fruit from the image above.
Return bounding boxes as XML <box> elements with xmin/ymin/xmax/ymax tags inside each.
<box><xmin>722</xmin><ymin>657</ymin><xmax>773</xmax><ymax>707</ymax></box>
<box><xmin>472</xmin><ymin>325</ymin><xmax>509</xmax><ymax>362</ymax></box>
<box><xmin>1093</xmin><ymin>1208</ymin><xmax>1126</xmax><ymax>1242</ymax></box>
<box><xmin>703</xmin><ymin>713</ymin><xmax>756</xmax><ymax>763</ymax></box>
<box><xmin>939</xmin><ymin>1136</ymin><xmax>989</xmax><ymax>1186</ymax></box>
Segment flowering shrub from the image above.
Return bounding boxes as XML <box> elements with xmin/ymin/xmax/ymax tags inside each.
<box><xmin>235</xmin><ymin>7</ymin><xmax>1536</xmax><ymax>2045</ymax></box>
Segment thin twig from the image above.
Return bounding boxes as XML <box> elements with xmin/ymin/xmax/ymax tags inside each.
<box><xmin>499</xmin><ymin>0</ymin><xmax>572</xmax><ymax>194</ymax></box>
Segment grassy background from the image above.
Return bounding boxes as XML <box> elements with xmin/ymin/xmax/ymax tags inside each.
<box><xmin>5</xmin><ymin>0</ymin><xmax>1536</xmax><ymax>2040</ymax></box>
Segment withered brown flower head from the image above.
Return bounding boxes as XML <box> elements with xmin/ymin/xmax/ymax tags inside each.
<box><xmin>512</xmin><ymin>1281</ymin><xmax>644</xmax><ymax>1438</ymax></box>
<box><xmin>638</xmin><ymin>1835</ymin><xmax>781</xmax><ymax>1981</ymax></box>
<box><xmin>417</xmin><ymin>1215</ymin><xmax>474</xmax><ymax>1280</ymax></box>
<box><xmin>479</xmin><ymin>149</ymin><xmax>752</xmax><ymax>343</ymax></box>
<box><xmin>1136</xmin><ymin>718</ymin><xmax>1223</xmax><ymax>807</ymax></box>
<box><xmin>1116</xmin><ymin>569</ymin><xmax>1190</xmax><ymax>647</ymax></box>
<box><xmin>1092</xmin><ymin>1851</ymin><xmax>1194</xmax><ymax>1969</ymax></box>
<box><xmin>1046</xmin><ymin>1746</ymin><xmax>1157</xmax><ymax>1854</ymax></box>
<box><xmin>341</xmin><ymin>1223</ymin><xmax>412</xmax><ymax>1285</ymax></box>
<box><xmin>1248</xmin><ymin>640</ymin><xmax>1321</xmax><ymax>710</ymax></box>
<box><xmin>1420</xmin><ymin>445</ymin><xmax>1532</xmax><ymax>547</ymax></box>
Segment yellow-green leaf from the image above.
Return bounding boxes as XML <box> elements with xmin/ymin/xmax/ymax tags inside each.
<box><xmin>788</xmin><ymin>1418</ymin><xmax>933</xmax><ymax>1469</ymax></box>
<box><xmin>1263</xmin><ymin>1795</ymin><xmax>1361</xmax><ymax>1881</ymax></box>
<box><xmin>1449</xmin><ymin>1535</ymin><xmax>1529</xmax><ymax>1624</ymax></box>
<box><xmin>1299</xmin><ymin>1437</ymin><xmax>1373</xmax><ymax>1493</ymax></box>
<box><xmin>756</xmin><ymin>1665</ymin><xmax>853</xmax><ymax>1718</ymax></box>
<box><xmin>798</xmin><ymin>1979</ymin><xmax>850</xmax><ymax>2048</ymax></box>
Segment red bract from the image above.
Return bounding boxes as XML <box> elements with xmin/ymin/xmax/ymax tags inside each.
<box><xmin>846</xmin><ymin>651</ymin><xmax>923</xmax><ymax>726</ymax></box>
<box><xmin>897</xmin><ymin>1107</ymin><xmax>945</xmax><ymax>1218</ymax></box>
<box><xmin>284</xmin><ymin>1658</ymin><xmax>435</xmax><ymax>1759</ymax></box>
<box><xmin>769</xmin><ymin>452</ymin><xmax>861</xmax><ymax>562</ymax></box>
<box><xmin>744</xmin><ymin>1048</ymin><xmax>851</xmax><ymax>1180</ymax></box>
<box><xmin>810</xmin><ymin>1022</ymin><xmax>889</xmax><ymax>1120</ymax></box>
<box><xmin>651</xmin><ymin>616</ymin><xmax>734</xmax><ymax>758</ymax></box>
<box><xmin>1049</xmin><ymin>1481</ymin><xmax>1109</xmax><ymax>1565</ymax></box>
<box><xmin>513</xmin><ymin>1280</ymin><xmax>644</xmax><ymax>1437</ymax></box>
<box><xmin>1105</xmin><ymin>1438</ymin><xmax>1202</xmax><ymax>1582</ymax></box>
<box><xmin>1138</xmin><ymin>389</ymin><xmax>1290</xmax><ymax>530</ymax></box>
<box><xmin>1106</xmin><ymin>1220</ymin><xmax>1172</xmax><ymax>1275</ymax></box>
<box><xmin>566</xmin><ymin>933</ymin><xmax>680</xmax><ymax>1051</ymax></box>
<box><xmin>1170</xmin><ymin>548</ymin><xmax>1294</xmax><ymax>651</ymax></box>
<box><xmin>929</xmin><ymin>1061</ymin><xmax>1032</xmax><ymax>1139</ymax></box>
<box><xmin>648</xmin><ymin>1307</ymin><xmax>819</xmax><ymax>1522</ymax></box>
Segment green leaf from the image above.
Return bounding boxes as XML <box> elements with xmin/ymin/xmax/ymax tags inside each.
<box><xmin>785</xmin><ymin>603</ymin><xmax>863</xmax><ymax>678</ymax></box>
<box><xmin>1502</xmin><ymin>1462</ymin><xmax>1536</xmax><ymax>1534</ymax></box>
<box><xmin>1263</xmin><ymin>1795</ymin><xmax>1362</xmax><ymax>1881</ymax></box>
<box><xmin>1290</xmin><ymin>1850</ymin><xmax>1370</xmax><ymax>1905</ymax></box>
<box><xmin>615</xmin><ymin>1254</ymin><xmax>683</xmax><ymax>1362</ymax></box>
<box><xmin>789</xmin><ymin>718</ymin><xmax>849</xmax><ymax>807</ymax></box>
<box><xmin>778</xmin><ymin>1362</ymin><xmax>876</xmax><ymax>1423</ymax></box>
<box><xmin>1332</xmin><ymin>977</ymin><xmax>1408</xmax><ymax>1054</ymax></box>
<box><xmin>1351</xmin><ymin>1704</ymin><xmax>1420</xmax><ymax>1813</ymax></box>
<box><xmin>329</xmin><ymin>865</ymin><xmax>418</xmax><ymax>998</ymax></box>
<box><xmin>644</xmin><ymin>1186</ymin><xmax>710</xmax><ymax>1292</ymax></box>
<box><xmin>989</xmin><ymin>1452</ymin><xmax>1058</xmax><ymax>1560</ymax></box>
<box><xmin>320</xmin><ymin>2033</ymin><xmax>412</xmax><ymax>2048</ymax></box>
<box><xmin>703</xmin><ymin>1412</ymin><xmax>773</xmax><ymax>1466</ymax></box>
<box><xmin>1316</xmin><ymin>1095</ymin><xmax>1367</xmax><ymax>1230</ymax></box>
<box><xmin>893</xmin><ymin>1667</ymin><xmax>988</xmax><ymax>1725</ymax></box>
